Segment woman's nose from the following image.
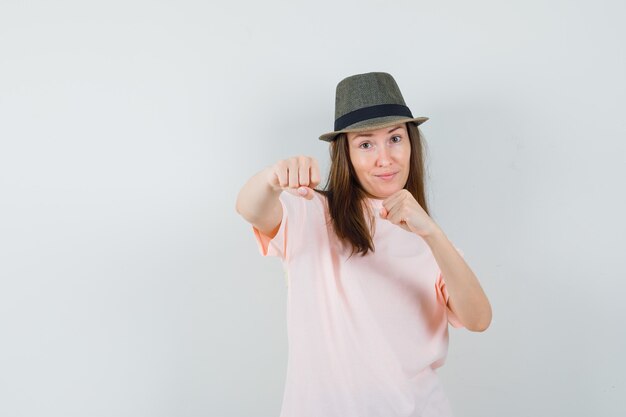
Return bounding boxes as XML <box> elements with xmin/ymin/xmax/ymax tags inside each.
<box><xmin>376</xmin><ymin>146</ymin><xmax>392</xmax><ymax>166</ymax></box>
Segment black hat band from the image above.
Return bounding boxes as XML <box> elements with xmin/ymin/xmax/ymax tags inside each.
<box><xmin>334</xmin><ymin>103</ymin><xmax>413</xmax><ymax>131</ymax></box>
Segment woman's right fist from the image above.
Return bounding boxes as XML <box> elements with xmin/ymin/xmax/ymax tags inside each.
<box><xmin>266</xmin><ymin>156</ymin><xmax>321</xmax><ymax>200</ymax></box>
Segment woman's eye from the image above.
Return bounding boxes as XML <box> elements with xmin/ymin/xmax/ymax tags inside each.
<box><xmin>359</xmin><ymin>142</ymin><xmax>372</xmax><ymax>149</ymax></box>
<box><xmin>390</xmin><ymin>135</ymin><xmax>402</xmax><ymax>143</ymax></box>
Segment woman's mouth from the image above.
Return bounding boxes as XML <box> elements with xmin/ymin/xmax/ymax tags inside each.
<box><xmin>375</xmin><ymin>172</ymin><xmax>397</xmax><ymax>181</ymax></box>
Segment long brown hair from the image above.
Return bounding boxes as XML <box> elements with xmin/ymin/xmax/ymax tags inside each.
<box><xmin>317</xmin><ymin>122</ymin><xmax>430</xmax><ymax>257</ymax></box>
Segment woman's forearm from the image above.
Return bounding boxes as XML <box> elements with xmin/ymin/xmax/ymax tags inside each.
<box><xmin>235</xmin><ymin>167</ymin><xmax>283</xmax><ymax>235</ymax></box>
<box><xmin>423</xmin><ymin>226</ymin><xmax>492</xmax><ymax>332</ymax></box>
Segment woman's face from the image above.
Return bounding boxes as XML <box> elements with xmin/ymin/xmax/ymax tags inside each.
<box><xmin>346</xmin><ymin>123</ymin><xmax>411</xmax><ymax>199</ymax></box>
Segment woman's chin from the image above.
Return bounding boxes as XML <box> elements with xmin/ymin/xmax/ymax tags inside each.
<box><xmin>366</xmin><ymin>188</ymin><xmax>401</xmax><ymax>199</ymax></box>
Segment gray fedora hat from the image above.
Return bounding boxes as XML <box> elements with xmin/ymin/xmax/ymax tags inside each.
<box><xmin>319</xmin><ymin>72</ymin><xmax>428</xmax><ymax>142</ymax></box>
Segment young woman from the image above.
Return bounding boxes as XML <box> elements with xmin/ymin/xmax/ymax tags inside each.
<box><xmin>236</xmin><ymin>72</ymin><xmax>492</xmax><ymax>417</ymax></box>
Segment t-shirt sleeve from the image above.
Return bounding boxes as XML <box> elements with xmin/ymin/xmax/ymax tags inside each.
<box><xmin>435</xmin><ymin>246</ymin><xmax>466</xmax><ymax>329</ymax></box>
<box><xmin>251</xmin><ymin>191</ymin><xmax>305</xmax><ymax>260</ymax></box>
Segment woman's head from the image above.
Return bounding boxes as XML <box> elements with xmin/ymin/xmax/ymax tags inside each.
<box><xmin>320</xmin><ymin>121</ymin><xmax>429</xmax><ymax>256</ymax></box>
<box><xmin>317</xmin><ymin>72</ymin><xmax>430</xmax><ymax>256</ymax></box>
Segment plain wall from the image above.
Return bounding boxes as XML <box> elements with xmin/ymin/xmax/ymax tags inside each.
<box><xmin>1</xmin><ymin>1</ymin><xmax>624</xmax><ymax>416</ymax></box>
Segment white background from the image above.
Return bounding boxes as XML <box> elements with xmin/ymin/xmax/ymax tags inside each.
<box><xmin>1</xmin><ymin>1</ymin><xmax>624</xmax><ymax>416</ymax></box>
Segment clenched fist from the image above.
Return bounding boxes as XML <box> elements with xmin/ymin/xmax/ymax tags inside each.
<box><xmin>379</xmin><ymin>189</ymin><xmax>440</xmax><ymax>237</ymax></box>
<box><xmin>266</xmin><ymin>156</ymin><xmax>321</xmax><ymax>200</ymax></box>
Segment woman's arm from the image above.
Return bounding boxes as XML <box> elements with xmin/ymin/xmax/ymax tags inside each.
<box><xmin>378</xmin><ymin>189</ymin><xmax>492</xmax><ymax>331</ymax></box>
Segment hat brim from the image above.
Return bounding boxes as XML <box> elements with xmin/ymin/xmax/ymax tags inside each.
<box><xmin>318</xmin><ymin>116</ymin><xmax>429</xmax><ymax>142</ymax></box>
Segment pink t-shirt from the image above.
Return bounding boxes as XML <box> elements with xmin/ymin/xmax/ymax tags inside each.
<box><xmin>252</xmin><ymin>190</ymin><xmax>465</xmax><ymax>417</ymax></box>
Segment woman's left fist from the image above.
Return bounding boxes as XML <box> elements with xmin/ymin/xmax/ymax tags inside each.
<box><xmin>379</xmin><ymin>189</ymin><xmax>440</xmax><ymax>237</ymax></box>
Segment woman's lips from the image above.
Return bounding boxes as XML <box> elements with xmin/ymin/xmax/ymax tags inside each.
<box><xmin>375</xmin><ymin>172</ymin><xmax>398</xmax><ymax>180</ymax></box>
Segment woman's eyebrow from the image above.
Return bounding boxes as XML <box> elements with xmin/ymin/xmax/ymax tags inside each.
<box><xmin>351</xmin><ymin>126</ymin><xmax>404</xmax><ymax>141</ymax></box>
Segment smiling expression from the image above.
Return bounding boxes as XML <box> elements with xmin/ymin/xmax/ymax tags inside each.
<box><xmin>346</xmin><ymin>123</ymin><xmax>411</xmax><ymax>199</ymax></box>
